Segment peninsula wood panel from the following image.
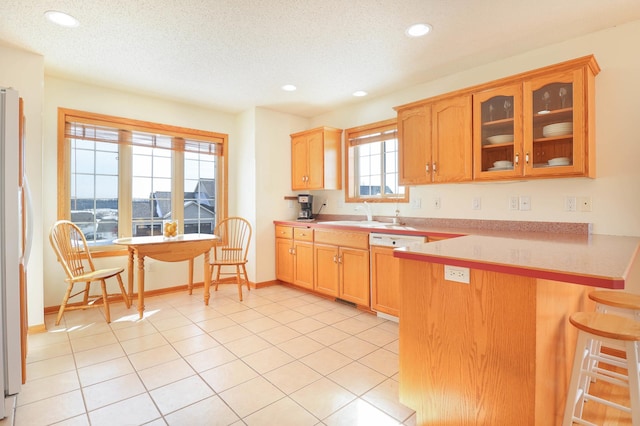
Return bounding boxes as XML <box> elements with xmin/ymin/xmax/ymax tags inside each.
<box><xmin>398</xmin><ymin>258</ymin><xmax>588</xmax><ymax>425</ymax></box>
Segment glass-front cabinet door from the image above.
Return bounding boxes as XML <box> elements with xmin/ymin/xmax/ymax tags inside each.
<box><xmin>523</xmin><ymin>69</ymin><xmax>585</xmax><ymax>177</ymax></box>
<box><xmin>473</xmin><ymin>84</ymin><xmax>523</xmax><ymax>180</ymax></box>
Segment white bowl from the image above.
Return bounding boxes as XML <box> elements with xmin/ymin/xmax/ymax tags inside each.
<box><xmin>486</xmin><ymin>134</ymin><xmax>514</xmax><ymax>145</ymax></box>
<box><xmin>542</xmin><ymin>122</ymin><xmax>572</xmax><ymax>137</ymax></box>
<box><xmin>493</xmin><ymin>160</ymin><xmax>513</xmax><ymax>168</ymax></box>
<box><xmin>548</xmin><ymin>157</ymin><xmax>571</xmax><ymax>166</ymax></box>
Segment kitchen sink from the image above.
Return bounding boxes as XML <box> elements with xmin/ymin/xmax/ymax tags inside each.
<box><xmin>317</xmin><ymin>220</ymin><xmax>406</xmax><ymax>228</ymax></box>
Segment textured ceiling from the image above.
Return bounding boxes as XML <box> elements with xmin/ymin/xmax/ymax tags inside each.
<box><xmin>1</xmin><ymin>1</ymin><xmax>640</xmax><ymax>117</ymax></box>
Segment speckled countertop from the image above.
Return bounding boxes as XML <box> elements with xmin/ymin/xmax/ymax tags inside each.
<box><xmin>395</xmin><ymin>234</ymin><xmax>640</xmax><ymax>289</ymax></box>
<box><xmin>274</xmin><ymin>216</ymin><xmax>640</xmax><ymax>289</ymax></box>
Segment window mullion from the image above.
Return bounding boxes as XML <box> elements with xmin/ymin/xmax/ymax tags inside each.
<box><xmin>172</xmin><ymin>149</ymin><xmax>184</xmax><ymax>233</ymax></box>
<box><xmin>118</xmin><ymin>142</ymin><xmax>132</xmax><ymax>237</ymax></box>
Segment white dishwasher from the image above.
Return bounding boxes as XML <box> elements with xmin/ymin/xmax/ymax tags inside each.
<box><xmin>369</xmin><ymin>232</ymin><xmax>427</xmax><ymax>248</ymax></box>
<box><xmin>369</xmin><ymin>233</ymin><xmax>427</xmax><ymax>321</ymax></box>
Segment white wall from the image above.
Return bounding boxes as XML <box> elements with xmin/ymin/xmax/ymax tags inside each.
<box><xmin>310</xmin><ymin>20</ymin><xmax>640</xmax><ymax>237</ymax></box>
<box><xmin>253</xmin><ymin>108</ymin><xmax>309</xmax><ymax>282</ymax></box>
<box><xmin>0</xmin><ymin>43</ymin><xmax>45</xmax><ymax>327</ymax></box>
<box><xmin>42</xmin><ymin>76</ymin><xmax>239</xmax><ymax>309</ymax></box>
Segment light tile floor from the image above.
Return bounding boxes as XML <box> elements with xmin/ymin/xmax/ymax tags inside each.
<box><xmin>5</xmin><ymin>285</ymin><xmax>416</xmax><ymax>426</ymax></box>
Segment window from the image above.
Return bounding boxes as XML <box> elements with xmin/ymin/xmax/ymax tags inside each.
<box><xmin>58</xmin><ymin>108</ymin><xmax>228</xmax><ymax>250</ymax></box>
<box><xmin>345</xmin><ymin>119</ymin><xmax>408</xmax><ymax>203</ymax></box>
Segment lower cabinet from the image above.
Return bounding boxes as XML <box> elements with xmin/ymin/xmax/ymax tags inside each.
<box><xmin>370</xmin><ymin>246</ymin><xmax>400</xmax><ymax>317</ymax></box>
<box><xmin>275</xmin><ymin>225</ymin><xmax>314</xmax><ymax>290</ymax></box>
<box><xmin>313</xmin><ymin>229</ymin><xmax>370</xmax><ymax>306</ymax></box>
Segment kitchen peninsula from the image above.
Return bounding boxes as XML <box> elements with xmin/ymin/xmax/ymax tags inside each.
<box><xmin>394</xmin><ymin>233</ymin><xmax>640</xmax><ymax>425</ymax></box>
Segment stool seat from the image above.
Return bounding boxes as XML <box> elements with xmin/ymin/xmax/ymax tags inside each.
<box><xmin>570</xmin><ymin>311</ymin><xmax>640</xmax><ymax>341</ymax></box>
<box><xmin>589</xmin><ymin>290</ymin><xmax>640</xmax><ymax>312</ymax></box>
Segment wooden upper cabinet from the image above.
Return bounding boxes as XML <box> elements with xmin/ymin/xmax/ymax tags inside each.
<box><xmin>397</xmin><ymin>94</ymin><xmax>472</xmax><ymax>185</ymax></box>
<box><xmin>398</xmin><ymin>104</ymin><xmax>432</xmax><ymax>185</ymax></box>
<box><xmin>523</xmin><ymin>67</ymin><xmax>594</xmax><ymax>178</ymax></box>
<box><xmin>291</xmin><ymin>126</ymin><xmax>343</xmax><ymax>190</ymax></box>
<box><xmin>474</xmin><ymin>57</ymin><xmax>599</xmax><ymax>180</ymax></box>
<box><xmin>473</xmin><ymin>84</ymin><xmax>524</xmax><ymax>180</ymax></box>
<box><xmin>399</xmin><ymin>55</ymin><xmax>598</xmax><ymax>184</ymax></box>
<box><xmin>431</xmin><ymin>94</ymin><xmax>473</xmax><ymax>183</ymax></box>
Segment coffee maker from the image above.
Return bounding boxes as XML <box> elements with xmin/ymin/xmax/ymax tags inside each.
<box><xmin>297</xmin><ymin>194</ymin><xmax>314</xmax><ymax>220</ymax></box>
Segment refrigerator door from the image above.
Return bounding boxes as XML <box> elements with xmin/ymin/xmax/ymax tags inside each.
<box><xmin>1</xmin><ymin>87</ymin><xmax>22</xmax><ymax>418</ymax></box>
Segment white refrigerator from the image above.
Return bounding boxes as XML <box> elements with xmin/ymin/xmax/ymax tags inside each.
<box><xmin>0</xmin><ymin>87</ymin><xmax>22</xmax><ymax>419</ymax></box>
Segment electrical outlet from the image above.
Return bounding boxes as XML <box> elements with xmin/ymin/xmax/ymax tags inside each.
<box><xmin>472</xmin><ymin>197</ymin><xmax>481</xmax><ymax>210</ymax></box>
<box><xmin>579</xmin><ymin>196</ymin><xmax>592</xmax><ymax>212</ymax></box>
<box><xmin>444</xmin><ymin>265</ymin><xmax>470</xmax><ymax>284</ymax></box>
<box><xmin>433</xmin><ymin>197</ymin><xmax>441</xmax><ymax>209</ymax></box>
<box><xmin>565</xmin><ymin>196</ymin><xmax>577</xmax><ymax>212</ymax></box>
<box><xmin>519</xmin><ymin>196</ymin><xmax>531</xmax><ymax>211</ymax></box>
<box><xmin>411</xmin><ymin>197</ymin><xmax>422</xmax><ymax>209</ymax></box>
<box><xmin>509</xmin><ymin>196</ymin><xmax>519</xmax><ymax>211</ymax></box>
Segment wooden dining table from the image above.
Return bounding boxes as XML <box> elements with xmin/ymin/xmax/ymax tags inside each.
<box><xmin>114</xmin><ymin>233</ymin><xmax>218</xmax><ymax>319</ymax></box>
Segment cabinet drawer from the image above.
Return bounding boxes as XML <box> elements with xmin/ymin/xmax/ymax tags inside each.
<box><xmin>275</xmin><ymin>225</ymin><xmax>293</xmax><ymax>239</ymax></box>
<box><xmin>294</xmin><ymin>227</ymin><xmax>314</xmax><ymax>242</ymax></box>
<box><xmin>314</xmin><ymin>229</ymin><xmax>369</xmax><ymax>250</ymax></box>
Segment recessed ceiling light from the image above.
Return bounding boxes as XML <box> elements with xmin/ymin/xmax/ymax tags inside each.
<box><xmin>281</xmin><ymin>84</ymin><xmax>297</xmax><ymax>92</ymax></box>
<box><xmin>353</xmin><ymin>91</ymin><xmax>368</xmax><ymax>97</ymax></box>
<box><xmin>45</xmin><ymin>10</ymin><xmax>80</xmax><ymax>28</ymax></box>
<box><xmin>405</xmin><ymin>23</ymin><xmax>432</xmax><ymax>37</ymax></box>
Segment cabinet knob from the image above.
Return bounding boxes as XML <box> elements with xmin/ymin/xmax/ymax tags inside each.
<box><xmin>515</xmin><ymin>153</ymin><xmax>520</xmax><ymax>165</ymax></box>
<box><xmin>525</xmin><ymin>152</ymin><xmax>530</xmax><ymax>164</ymax></box>
<box><xmin>425</xmin><ymin>163</ymin><xmax>430</xmax><ymax>173</ymax></box>
<box><xmin>432</xmin><ymin>162</ymin><xmax>437</xmax><ymax>173</ymax></box>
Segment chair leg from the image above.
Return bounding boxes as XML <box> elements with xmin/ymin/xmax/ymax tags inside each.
<box><xmin>116</xmin><ymin>274</ymin><xmax>131</xmax><ymax>308</ymax></box>
<box><xmin>83</xmin><ymin>282</ymin><xmax>90</xmax><ymax>304</ymax></box>
<box><xmin>100</xmin><ymin>279</ymin><xmax>111</xmax><ymax>323</ymax></box>
<box><xmin>214</xmin><ymin>266</ymin><xmax>221</xmax><ymax>292</ymax></box>
<box><xmin>235</xmin><ymin>265</ymin><xmax>243</xmax><ymax>301</ymax></box>
<box><xmin>242</xmin><ymin>264</ymin><xmax>250</xmax><ymax>292</ymax></box>
<box><xmin>56</xmin><ymin>283</ymin><xmax>74</xmax><ymax>326</ymax></box>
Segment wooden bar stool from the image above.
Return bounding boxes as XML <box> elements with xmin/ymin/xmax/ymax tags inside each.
<box><xmin>589</xmin><ymin>290</ymin><xmax>640</xmax><ymax>320</ymax></box>
<box><xmin>563</xmin><ymin>312</ymin><xmax>640</xmax><ymax>426</ymax></box>
<box><xmin>588</xmin><ymin>291</ymin><xmax>640</xmax><ymax>380</ymax></box>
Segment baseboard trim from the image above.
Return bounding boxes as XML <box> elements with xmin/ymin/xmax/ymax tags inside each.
<box><xmin>27</xmin><ymin>324</ymin><xmax>47</xmax><ymax>334</ymax></box>
<box><xmin>42</xmin><ymin>278</ymin><xmax>269</xmax><ymax>315</ymax></box>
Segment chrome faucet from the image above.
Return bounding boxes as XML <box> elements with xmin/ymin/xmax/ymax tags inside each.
<box><xmin>355</xmin><ymin>201</ymin><xmax>373</xmax><ymax>221</ymax></box>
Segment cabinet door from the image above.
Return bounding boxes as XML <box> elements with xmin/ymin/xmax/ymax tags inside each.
<box><xmin>370</xmin><ymin>246</ymin><xmax>400</xmax><ymax>317</ymax></box>
<box><xmin>398</xmin><ymin>104</ymin><xmax>432</xmax><ymax>185</ymax></box>
<box><xmin>523</xmin><ymin>68</ymin><xmax>586</xmax><ymax>177</ymax></box>
<box><xmin>473</xmin><ymin>84</ymin><xmax>524</xmax><ymax>180</ymax></box>
<box><xmin>305</xmin><ymin>131</ymin><xmax>325</xmax><ymax>189</ymax></box>
<box><xmin>338</xmin><ymin>247</ymin><xmax>370</xmax><ymax>306</ymax></box>
<box><xmin>275</xmin><ymin>238</ymin><xmax>294</xmax><ymax>283</ymax></box>
<box><xmin>431</xmin><ymin>94</ymin><xmax>473</xmax><ymax>183</ymax></box>
<box><xmin>293</xmin><ymin>241</ymin><xmax>314</xmax><ymax>290</ymax></box>
<box><xmin>291</xmin><ymin>135</ymin><xmax>309</xmax><ymax>190</ymax></box>
<box><xmin>314</xmin><ymin>244</ymin><xmax>339</xmax><ymax>297</ymax></box>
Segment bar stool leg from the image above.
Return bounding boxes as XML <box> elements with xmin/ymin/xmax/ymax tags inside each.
<box><xmin>564</xmin><ymin>331</ymin><xmax>591</xmax><ymax>425</ymax></box>
<box><xmin>628</xmin><ymin>341</ymin><xmax>640</xmax><ymax>426</ymax></box>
